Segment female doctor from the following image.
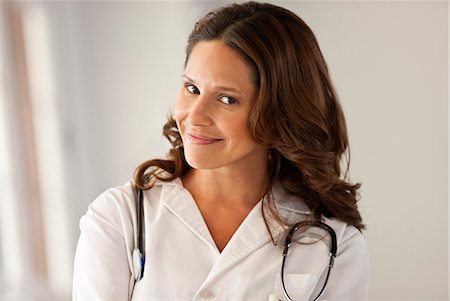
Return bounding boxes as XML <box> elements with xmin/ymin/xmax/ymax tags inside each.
<box><xmin>73</xmin><ymin>1</ymin><xmax>369</xmax><ymax>300</ymax></box>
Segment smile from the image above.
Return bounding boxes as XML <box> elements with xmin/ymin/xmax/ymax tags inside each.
<box><xmin>186</xmin><ymin>132</ymin><xmax>223</xmax><ymax>145</ymax></box>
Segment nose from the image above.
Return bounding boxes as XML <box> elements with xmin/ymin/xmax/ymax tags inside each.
<box><xmin>186</xmin><ymin>94</ymin><xmax>214</xmax><ymax>127</ymax></box>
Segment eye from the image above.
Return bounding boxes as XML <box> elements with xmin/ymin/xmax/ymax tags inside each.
<box><xmin>219</xmin><ymin>95</ymin><xmax>239</xmax><ymax>105</ymax></box>
<box><xmin>185</xmin><ymin>84</ymin><xmax>199</xmax><ymax>94</ymax></box>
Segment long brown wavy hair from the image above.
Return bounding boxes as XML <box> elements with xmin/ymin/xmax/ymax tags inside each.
<box><xmin>134</xmin><ymin>1</ymin><xmax>365</xmax><ymax>234</ymax></box>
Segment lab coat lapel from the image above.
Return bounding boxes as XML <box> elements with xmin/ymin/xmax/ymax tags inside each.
<box><xmin>203</xmin><ymin>200</ymin><xmax>284</xmax><ymax>280</ymax></box>
<box><xmin>201</xmin><ymin>182</ymin><xmax>311</xmax><ymax>285</ymax></box>
<box><xmin>159</xmin><ymin>178</ymin><xmax>312</xmax><ymax>288</ymax></box>
<box><xmin>160</xmin><ymin>178</ymin><xmax>220</xmax><ymax>254</ymax></box>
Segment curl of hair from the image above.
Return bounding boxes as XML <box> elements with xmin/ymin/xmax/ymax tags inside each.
<box><xmin>134</xmin><ymin>1</ymin><xmax>365</xmax><ymax>236</ymax></box>
<box><xmin>134</xmin><ymin>116</ymin><xmax>191</xmax><ymax>190</ymax></box>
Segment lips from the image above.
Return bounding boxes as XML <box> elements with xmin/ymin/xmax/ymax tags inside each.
<box><xmin>186</xmin><ymin>131</ymin><xmax>223</xmax><ymax>145</ymax></box>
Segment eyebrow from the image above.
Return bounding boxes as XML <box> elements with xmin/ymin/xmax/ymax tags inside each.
<box><xmin>182</xmin><ymin>74</ymin><xmax>243</xmax><ymax>96</ymax></box>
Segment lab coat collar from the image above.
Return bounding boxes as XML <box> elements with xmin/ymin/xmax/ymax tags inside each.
<box><xmin>159</xmin><ymin>177</ymin><xmax>278</xmax><ymax>256</ymax></box>
<box><xmin>159</xmin><ymin>177</ymin><xmax>312</xmax><ymax>245</ymax></box>
<box><xmin>160</xmin><ymin>177</ymin><xmax>220</xmax><ymax>254</ymax></box>
<box><xmin>271</xmin><ymin>181</ymin><xmax>312</xmax><ymax>216</ymax></box>
<box><xmin>159</xmin><ymin>177</ymin><xmax>312</xmax><ymax>287</ymax></box>
<box><xmin>156</xmin><ymin>176</ymin><xmax>311</xmax><ymax>214</ymax></box>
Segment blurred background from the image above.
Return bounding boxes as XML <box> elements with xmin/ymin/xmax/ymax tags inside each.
<box><xmin>1</xmin><ymin>0</ymin><xmax>448</xmax><ymax>300</ymax></box>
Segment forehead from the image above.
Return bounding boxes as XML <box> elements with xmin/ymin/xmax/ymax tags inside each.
<box><xmin>185</xmin><ymin>40</ymin><xmax>255</xmax><ymax>90</ymax></box>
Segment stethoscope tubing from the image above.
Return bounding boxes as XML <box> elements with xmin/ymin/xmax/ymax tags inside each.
<box><xmin>281</xmin><ymin>221</ymin><xmax>337</xmax><ymax>301</ymax></box>
<box><xmin>135</xmin><ymin>187</ymin><xmax>146</xmax><ymax>280</ymax></box>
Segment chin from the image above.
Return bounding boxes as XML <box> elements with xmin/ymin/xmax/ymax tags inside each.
<box><xmin>182</xmin><ymin>145</ymin><xmax>222</xmax><ymax>169</ymax></box>
<box><xmin>185</xmin><ymin>156</ymin><xmax>222</xmax><ymax>170</ymax></box>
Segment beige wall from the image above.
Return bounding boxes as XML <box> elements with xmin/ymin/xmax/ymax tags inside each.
<box><xmin>286</xmin><ymin>1</ymin><xmax>447</xmax><ymax>299</ymax></box>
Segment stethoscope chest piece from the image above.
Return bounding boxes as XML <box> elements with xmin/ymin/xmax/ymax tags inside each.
<box><xmin>133</xmin><ymin>247</ymin><xmax>144</xmax><ymax>280</ymax></box>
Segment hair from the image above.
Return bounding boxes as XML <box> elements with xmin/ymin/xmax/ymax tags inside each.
<box><xmin>134</xmin><ymin>1</ymin><xmax>365</xmax><ymax>237</ymax></box>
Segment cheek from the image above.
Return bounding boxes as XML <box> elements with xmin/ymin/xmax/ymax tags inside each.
<box><xmin>220</xmin><ymin>114</ymin><xmax>252</xmax><ymax>140</ymax></box>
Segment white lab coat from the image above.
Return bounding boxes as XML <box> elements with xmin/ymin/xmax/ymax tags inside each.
<box><xmin>73</xmin><ymin>177</ymin><xmax>369</xmax><ymax>301</ymax></box>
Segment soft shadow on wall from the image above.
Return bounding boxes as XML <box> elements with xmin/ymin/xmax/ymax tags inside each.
<box><xmin>1</xmin><ymin>0</ymin><xmax>210</xmax><ymax>299</ymax></box>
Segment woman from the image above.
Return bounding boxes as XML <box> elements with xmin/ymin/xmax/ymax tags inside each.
<box><xmin>73</xmin><ymin>1</ymin><xmax>369</xmax><ymax>300</ymax></box>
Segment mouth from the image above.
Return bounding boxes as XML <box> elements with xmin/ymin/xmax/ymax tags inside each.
<box><xmin>186</xmin><ymin>131</ymin><xmax>223</xmax><ymax>145</ymax></box>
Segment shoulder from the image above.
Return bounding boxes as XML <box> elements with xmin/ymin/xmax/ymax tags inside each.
<box><xmin>324</xmin><ymin>217</ymin><xmax>367</xmax><ymax>250</ymax></box>
<box><xmin>87</xmin><ymin>181</ymin><xmax>136</xmax><ymax>217</ymax></box>
<box><xmin>85</xmin><ymin>178</ymin><xmax>183</xmax><ymax>225</ymax></box>
<box><xmin>318</xmin><ymin>218</ymin><xmax>370</xmax><ymax>299</ymax></box>
<box><xmin>82</xmin><ymin>181</ymin><xmax>136</xmax><ymax>235</ymax></box>
<box><xmin>323</xmin><ymin>217</ymin><xmax>369</xmax><ymax>276</ymax></box>
<box><xmin>271</xmin><ymin>183</ymin><xmax>367</xmax><ymax>250</ymax></box>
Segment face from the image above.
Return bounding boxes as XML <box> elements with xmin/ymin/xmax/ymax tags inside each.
<box><xmin>174</xmin><ymin>40</ymin><xmax>267</xmax><ymax>171</ymax></box>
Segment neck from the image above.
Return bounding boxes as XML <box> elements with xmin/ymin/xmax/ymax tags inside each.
<box><xmin>182</xmin><ymin>161</ymin><xmax>269</xmax><ymax>210</ymax></box>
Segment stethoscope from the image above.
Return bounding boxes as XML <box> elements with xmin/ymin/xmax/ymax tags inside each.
<box><xmin>132</xmin><ymin>187</ymin><xmax>337</xmax><ymax>301</ymax></box>
<box><xmin>132</xmin><ymin>188</ymin><xmax>146</xmax><ymax>281</ymax></box>
<box><xmin>276</xmin><ymin>220</ymin><xmax>337</xmax><ymax>301</ymax></box>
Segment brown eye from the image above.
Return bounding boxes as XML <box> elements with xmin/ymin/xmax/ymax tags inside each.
<box><xmin>219</xmin><ymin>95</ymin><xmax>238</xmax><ymax>105</ymax></box>
<box><xmin>186</xmin><ymin>84</ymin><xmax>199</xmax><ymax>94</ymax></box>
